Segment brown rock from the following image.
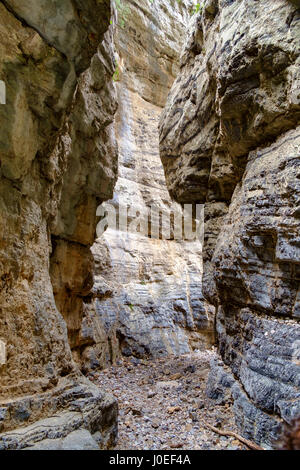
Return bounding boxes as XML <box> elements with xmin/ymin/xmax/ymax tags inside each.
<box><xmin>170</xmin><ymin>373</ymin><xmax>182</xmax><ymax>380</ymax></box>
<box><xmin>169</xmin><ymin>442</ymin><xmax>183</xmax><ymax>449</ymax></box>
<box><xmin>167</xmin><ymin>406</ymin><xmax>181</xmax><ymax>414</ymax></box>
<box><xmin>0</xmin><ymin>0</ymin><xmax>118</xmax><ymax>448</ymax></box>
<box><xmin>151</xmin><ymin>419</ymin><xmax>160</xmax><ymax>429</ymax></box>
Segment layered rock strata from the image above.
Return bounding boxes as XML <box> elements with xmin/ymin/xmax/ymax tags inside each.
<box><xmin>80</xmin><ymin>0</ymin><xmax>215</xmax><ymax>372</ymax></box>
<box><xmin>159</xmin><ymin>0</ymin><xmax>300</xmax><ymax>447</ymax></box>
<box><xmin>0</xmin><ymin>0</ymin><xmax>118</xmax><ymax>448</ymax></box>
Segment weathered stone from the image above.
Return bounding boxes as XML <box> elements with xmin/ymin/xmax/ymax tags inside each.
<box><xmin>80</xmin><ymin>0</ymin><xmax>214</xmax><ymax>371</ymax></box>
<box><xmin>0</xmin><ymin>0</ymin><xmax>118</xmax><ymax>447</ymax></box>
<box><xmin>4</xmin><ymin>0</ymin><xmax>111</xmax><ymax>74</ymax></box>
<box><xmin>206</xmin><ymin>357</ymin><xmax>234</xmax><ymax>406</ymax></box>
<box><xmin>159</xmin><ymin>0</ymin><xmax>300</xmax><ymax>447</ymax></box>
<box><xmin>0</xmin><ymin>379</ymin><xmax>117</xmax><ymax>450</ymax></box>
<box><xmin>24</xmin><ymin>429</ymin><xmax>100</xmax><ymax>451</ymax></box>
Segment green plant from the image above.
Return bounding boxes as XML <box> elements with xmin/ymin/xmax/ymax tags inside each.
<box><xmin>113</xmin><ymin>62</ymin><xmax>120</xmax><ymax>82</ymax></box>
<box><xmin>191</xmin><ymin>1</ymin><xmax>204</xmax><ymax>15</ymax></box>
<box><xmin>114</xmin><ymin>0</ymin><xmax>130</xmax><ymax>29</ymax></box>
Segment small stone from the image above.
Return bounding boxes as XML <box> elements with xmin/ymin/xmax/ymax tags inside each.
<box><xmin>170</xmin><ymin>442</ymin><xmax>183</xmax><ymax>449</ymax></box>
<box><xmin>196</xmin><ymin>400</ymin><xmax>205</xmax><ymax>409</ymax></box>
<box><xmin>170</xmin><ymin>373</ymin><xmax>181</xmax><ymax>380</ymax></box>
<box><xmin>167</xmin><ymin>406</ymin><xmax>181</xmax><ymax>414</ymax></box>
<box><xmin>156</xmin><ymin>380</ymin><xmax>178</xmax><ymax>389</ymax></box>
<box><xmin>131</xmin><ymin>358</ymin><xmax>141</xmax><ymax>366</ymax></box>
<box><xmin>185</xmin><ymin>364</ymin><xmax>196</xmax><ymax>373</ymax></box>
<box><xmin>131</xmin><ymin>408</ymin><xmax>143</xmax><ymax>417</ymax></box>
<box><xmin>189</xmin><ymin>411</ymin><xmax>198</xmax><ymax>422</ymax></box>
<box><xmin>151</xmin><ymin>419</ymin><xmax>160</xmax><ymax>429</ymax></box>
<box><xmin>147</xmin><ymin>391</ymin><xmax>156</xmax><ymax>398</ymax></box>
<box><xmin>232</xmin><ymin>439</ymin><xmax>241</xmax><ymax>446</ymax></box>
<box><xmin>215</xmin><ymin>418</ymin><xmax>223</xmax><ymax>428</ymax></box>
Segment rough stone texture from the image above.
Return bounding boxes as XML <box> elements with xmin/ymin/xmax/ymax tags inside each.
<box><xmin>206</xmin><ymin>357</ymin><xmax>234</xmax><ymax>406</ymax></box>
<box><xmin>25</xmin><ymin>430</ymin><xmax>100</xmax><ymax>451</ymax></box>
<box><xmin>0</xmin><ymin>0</ymin><xmax>118</xmax><ymax>447</ymax></box>
<box><xmin>206</xmin><ymin>355</ymin><xmax>284</xmax><ymax>449</ymax></box>
<box><xmin>94</xmin><ymin>350</ymin><xmax>249</xmax><ymax>451</ymax></box>
<box><xmin>159</xmin><ymin>0</ymin><xmax>300</xmax><ymax>446</ymax></box>
<box><xmin>3</xmin><ymin>0</ymin><xmax>111</xmax><ymax>74</ymax></box>
<box><xmin>49</xmin><ymin>23</ymin><xmax>118</xmax><ymax>356</ymax></box>
<box><xmin>0</xmin><ymin>378</ymin><xmax>117</xmax><ymax>450</ymax></box>
<box><xmin>81</xmin><ymin>0</ymin><xmax>215</xmax><ymax>371</ymax></box>
<box><xmin>212</xmin><ymin>130</ymin><xmax>300</xmax><ymax>445</ymax></box>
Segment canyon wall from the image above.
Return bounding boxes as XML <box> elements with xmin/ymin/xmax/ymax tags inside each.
<box><xmin>0</xmin><ymin>0</ymin><xmax>118</xmax><ymax>449</ymax></box>
<box><xmin>159</xmin><ymin>0</ymin><xmax>300</xmax><ymax>447</ymax></box>
<box><xmin>80</xmin><ymin>0</ymin><xmax>215</xmax><ymax>372</ymax></box>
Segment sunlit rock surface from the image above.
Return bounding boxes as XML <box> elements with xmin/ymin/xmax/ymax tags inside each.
<box><xmin>81</xmin><ymin>0</ymin><xmax>214</xmax><ymax>370</ymax></box>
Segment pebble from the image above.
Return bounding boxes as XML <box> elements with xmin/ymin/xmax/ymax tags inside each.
<box><xmin>91</xmin><ymin>350</ymin><xmax>247</xmax><ymax>451</ymax></box>
<box><xmin>131</xmin><ymin>408</ymin><xmax>143</xmax><ymax>416</ymax></box>
<box><xmin>167</xmin><ymin>406</ymin><xmax>181</xmax><ymax>414</ymax></box>
<box><xmin>151</xmin><ymin>419</ymin><xmax>160</xmax><ymax>429</ymax></box>
<box><xmin>170</xmin><ymin>373</ymin><xmax>182</xmax><ymax>380</ymax></box>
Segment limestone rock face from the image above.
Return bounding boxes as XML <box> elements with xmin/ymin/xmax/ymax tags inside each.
<box><xmin>0</xmin><ymin>0</ymin><xmax>118</xmax><ymax>447</ymax></box>
<box><xmin>82</xmin><ymin>0</ymin><xmax>215</xmax><ymax>371</ymax></box>
<box><xmin>159</xmin><ymin>0</ymin><xmax>300</xmax><ymax>446</ymax></box>
<box><xmin>0</xmin><ymin>378</ymin><xmax>117</xmax><ymax>450</ymax></box>
<box><xmin>212</xmin><ymin>130</ymin><xmax>300</xmax><ymax>446</ymax></box>
<box><xmin>4</xmin><ymin>0</ymin><xmax>111</xmax><ymax>73</ymax></box>
<box><xmin>49</xmin><ymin>24</ymin><xmax>118</xmax><ymax>356</ymax></box>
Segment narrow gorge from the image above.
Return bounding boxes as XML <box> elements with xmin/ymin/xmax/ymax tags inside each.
<box><xmin>80</xmin><ymin>0</ymin><xmax>214</xmax><ymax>372</ymax></box>
<box><xmin>0</xmin><ymin>0</ymin><xmax>299</xmax><ymax>452</ymax></box>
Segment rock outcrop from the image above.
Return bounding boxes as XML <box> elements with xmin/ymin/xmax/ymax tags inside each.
<box><xmin>0</xmin><ymin>0</ymin><xmax>118</xmax><ymax>448</ymax></box>
<box><xmin>80</xmin><ymin>0</ymin><xmax>215</xmax><ymax>372</ymax></box>
<box><xmin>159</xmin><ymin>0</ymin><xmax>300</xmax><ymax>447</ymax></box>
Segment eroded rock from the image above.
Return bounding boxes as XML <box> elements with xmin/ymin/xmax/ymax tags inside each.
<box><xmin>81</xmin><ymin>0</ymin><xmax>214</xmax><ymax>371</ymax></box>
<box><xmin>159</xmin><ymin>0</ymin><xmax>300</xmax><ymax>446</ymax></box>
<box><xmin>0</xmin><ymin>0</ymin><xmax>118</xmax><ymax>448</ymax></box>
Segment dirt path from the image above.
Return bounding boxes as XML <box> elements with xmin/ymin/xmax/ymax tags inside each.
<box><xmin>90</xmin><ymin>350</ymin><xmax>247</xmax><ymax>450</ymax></box>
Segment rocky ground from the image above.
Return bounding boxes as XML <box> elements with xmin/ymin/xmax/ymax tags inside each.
<box><xmin>89</xmin><ymin>349</ymin><xmax>247</xmax><ymax>450</ymax></box>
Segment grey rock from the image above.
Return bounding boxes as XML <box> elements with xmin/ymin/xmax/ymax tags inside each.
<box><xmin>206</xmin><ymin>358</ymin><xmax>235</xmax><ymax>405</ymax></box>
<box><xmin>81</xmin><ymin>0</ymin><xmax>214</xmax><ymax>370</ymax></box>
<box><xmin>0</xmin><ymin>0</ymin><xmax>119</xmax><ymax>444</ymax></box>
<box><xmin>0</xmin><ymin>380</ymin><xmax>118</xmax><ymax>450</ymax></box>
<box><xmin>159</xmin><ymin>0</ymin><xmax>300</xmax><ymax>447</ymax></box>
<box><xmin>25</xmin><ymin>430</ymin><xmax>99</xmax><ymax>451</ymax></box>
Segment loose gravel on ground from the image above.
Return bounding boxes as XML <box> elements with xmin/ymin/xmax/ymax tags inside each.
<box><xmin>89</xmin><ymin>349</ymin><xmax>247</xmax><ymax>450</ymax></box>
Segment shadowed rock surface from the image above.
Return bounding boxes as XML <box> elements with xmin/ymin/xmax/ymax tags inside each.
<box><xmin>0</xmin><ymin>0</ymin><xmax>118</xmax><ymax>448</ymax></box>
<box><xmin>159</xmin><ymin>0</ymin><xmax>300</xmax><ymax>447</ymax></box>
